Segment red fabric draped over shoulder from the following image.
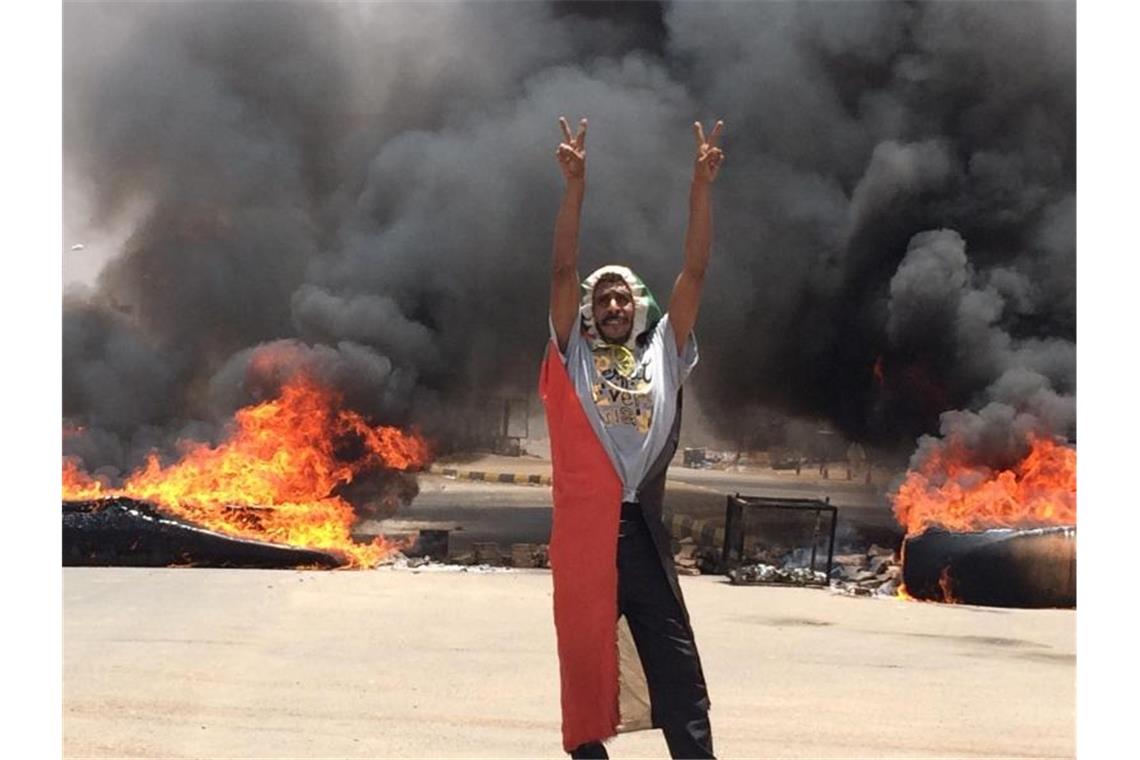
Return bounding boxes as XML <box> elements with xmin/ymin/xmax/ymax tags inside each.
<box><xmin>539</xmin><ymin>340</ymin><xmax>624</xmax><ymax>752</ymax></box>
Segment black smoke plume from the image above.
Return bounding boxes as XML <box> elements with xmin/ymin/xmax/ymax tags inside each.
<box><xmin>63</xmin><ymin>1</ymin><xmax>1075</xmax><ymax>477</ymax></box>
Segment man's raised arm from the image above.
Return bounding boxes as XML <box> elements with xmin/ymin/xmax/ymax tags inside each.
<box><xmin>550</xmin><ymin>116</ymin><xmax>588</xmax><ymax>354</ymax></box>
<box><xmin>668</xmin><ymin>119</ymin><xmax>725</xmax><ymax>355</ymax></box>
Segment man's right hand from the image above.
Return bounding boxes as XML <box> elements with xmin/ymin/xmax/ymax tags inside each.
<box><xmin>556</xmin><ymin>116</ymin><xmax>587</xmax><ymax>183</ymax></box>
<box><xmin>551</xmin><ymin>116</ymin><xmax>588</xmax><ymax>353</ymax></box>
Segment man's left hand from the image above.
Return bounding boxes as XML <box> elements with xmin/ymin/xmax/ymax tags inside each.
<box><xmin>693</xmin><ymin>120</ymin><xmax>725</xmax><ymax>184</ymax></box>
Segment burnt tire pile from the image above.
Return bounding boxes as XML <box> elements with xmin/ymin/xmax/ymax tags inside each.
<box><xmin>902</xmin><ymin>526</ymin><xmax>1076</xmax><ymax>608</ymax></box>
<box><xmin>63</xmin><ymin>498</ymin><xmax>343</xmax><ymax>569</ymax></box>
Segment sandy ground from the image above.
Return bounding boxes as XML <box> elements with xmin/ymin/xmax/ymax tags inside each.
<box><xmin>64</xmin><ymin>567</ymin><xmax>1074</xmax><ymax>759</ymax></box>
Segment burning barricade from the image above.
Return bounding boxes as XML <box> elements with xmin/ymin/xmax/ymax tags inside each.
<box><xmin>891</xmin><ymin>435</ymin><xmax>1076</xmax><ymax>607</ymax></box>
<box><xmin>63</xmin><ymin>375</ymin><xmax>431</xmax><ymax>569</ymax></box>
<box><xmin>684</xmin><ymin>430</ymin><xmax>1075</xmax><ymax>608</ymax></box>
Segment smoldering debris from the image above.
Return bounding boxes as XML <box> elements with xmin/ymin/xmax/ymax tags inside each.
<box><xmin>729</xmin><ymin>564</ymin><xmax>829</xmax><ymax>587</ymax></box>
<box><xmin>720</xmin><ymin>540</ymin><xmax>901</xmax><ymax>596</ymax></box>
<box><xmin>63</xmin><ymin>498</ymin><xmax>344</xmax><ymax>569</ymax></box>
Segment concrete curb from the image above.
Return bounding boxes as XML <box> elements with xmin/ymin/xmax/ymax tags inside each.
<box><xmin>428</xmin><ymin>464</ymin><xmax>553</xmax><ymax>487</ymax></box>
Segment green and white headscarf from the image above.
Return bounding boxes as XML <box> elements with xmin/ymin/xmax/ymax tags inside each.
<box><xmin>579</xmin><ymin>265</ymin><xmax>663</xmax><ymax>351</ymax></box>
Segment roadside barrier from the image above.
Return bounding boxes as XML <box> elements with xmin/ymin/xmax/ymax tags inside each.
<box><xmin>427</xmin><ymin>464</ymin><xmax>553</xmax><ymax>486</ymax></box>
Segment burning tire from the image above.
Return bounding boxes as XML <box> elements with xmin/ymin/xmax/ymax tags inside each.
<box><xmin>901</xmin><ymin>526</ymin><xmax>1075</xmax><ymax>608</ymax></box>
<box><xmin>63</xmin><ymin>498</ymin><xmax>344</xmax><ymax>569</ymax></box>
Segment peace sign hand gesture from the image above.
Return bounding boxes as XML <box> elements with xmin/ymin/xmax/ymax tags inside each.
<box><xmin>556</xmin><ymin>116</ymin><xmax>587</xmax><ymax>183</ymax></box>
<box><xmin>693</xmin><ymin>120</ymin><xmax>725</xmax><ymax>184</ymax></box>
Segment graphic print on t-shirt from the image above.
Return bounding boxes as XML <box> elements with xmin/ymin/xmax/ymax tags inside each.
<box><xmin>591</xmin><ymin>344</ymin><xmax>654</xmax><ymax>434</ymax></box>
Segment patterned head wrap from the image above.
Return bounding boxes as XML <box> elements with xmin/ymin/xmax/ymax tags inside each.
<box><xmin>579</xmin><ymin>265</ymin><xmax>662</xmax><ymax>351</ymax></box>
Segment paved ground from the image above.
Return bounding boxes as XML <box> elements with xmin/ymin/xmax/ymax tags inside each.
<box><xmin>64</xmin><ymin>567</ymin><xmax>1075</xmax><ymax>759</ymax></box>
<box><xmin>432</xmin><ymin>451</ymin><xmax>900</xmax><ymax>517</ymax></box>
<box><xmin>362</xmin><ymin>457</ymin><xmax>903</xmax><ymax>557</ymax></box>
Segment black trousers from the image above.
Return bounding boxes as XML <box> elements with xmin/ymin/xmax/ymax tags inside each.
<box><xmin>570</xmin><ymin>502</ymin><xmax>715</xmax><ymax>759</ymax></box>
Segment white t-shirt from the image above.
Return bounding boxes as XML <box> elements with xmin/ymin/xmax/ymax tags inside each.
<box><xmin>551</xmin><ymin>314</ymin><xmax>698</xmax><ymax>502</ymax></box>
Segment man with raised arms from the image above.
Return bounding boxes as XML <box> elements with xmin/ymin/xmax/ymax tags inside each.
<box><xmin>539</xmin><ymin>114</ymin><xmax>724</xmax><ymax>758</ymax></box>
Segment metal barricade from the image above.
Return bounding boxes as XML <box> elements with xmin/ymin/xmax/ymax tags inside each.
<box><xmin>721</xmin><ymin>494</ymin><xmax>838</xmax><ymax>584</ymax></box>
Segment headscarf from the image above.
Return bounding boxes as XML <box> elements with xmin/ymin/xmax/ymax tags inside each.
<box><xmin>579</xmin><ymin>265</ymin><xmax>662</xmax><ymax>351</ymax></box>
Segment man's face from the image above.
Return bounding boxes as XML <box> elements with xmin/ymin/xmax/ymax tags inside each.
<box><xmin>592</xmin><ymin>279</ymin><xmax>635</xmax><ymax>344</ymax></box>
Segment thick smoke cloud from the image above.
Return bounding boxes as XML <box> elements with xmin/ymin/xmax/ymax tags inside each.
<box><xmin>63</xmin><ymin>1</ymin><xmax>1075</xmax><ymax>476</ymax></box>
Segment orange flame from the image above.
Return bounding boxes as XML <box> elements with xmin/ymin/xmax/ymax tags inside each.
<box><xmin>62</xmin><ymin>458</ymin><xmax>109</xmax><ymax>501</ymax></box>
<box><xmin>872</xmin><ymin>356</ymin><xmax>885</xmax><ymax>387</ymax></box>
<box><xmin>62</xmin><ymin>376</ymin><xmax>432</xmax><ymax>568</ymax></box>
<box><xmin>891</xmin><ymin>435</ymin><xmax>1075</xmax><ymax>536</ymax></box>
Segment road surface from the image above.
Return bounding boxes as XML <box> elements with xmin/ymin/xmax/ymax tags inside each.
<box><xmin>361</xmin><ymin>467</ymin><xmax>902</xmax><ymax>556</ymax></box>
<box><xmin>63</xmin><ymin>567</ymin><xmax>1075</xmax><ymax>759</ymax></box>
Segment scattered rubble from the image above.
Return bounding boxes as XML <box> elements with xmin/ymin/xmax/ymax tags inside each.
<box><xmin>827</xmin><ymin>543</ymin><xmax>903</xmax><ymax>597</ymax></box>
<box><xmin>388</xmin><ymin>555</ymin><xmax>514</xmax><ymax>573</ymax></box>
<box><xmin>380</xmin><ymin>530</ymin><xmax>903</xmax><ymax>596</ymax></box>
<box><xmin>445</xmin><ymin>542</ymin><xmax>549</xmax><ymax>569</ymax></box>
<box><xmin>681</xmin><ymin>447</ymin><xmax>742</xmax><ymax>470</ymax></box>
<box><xmin>673</xmin><ymin>538</ymin><xmax>702</xmax><ymax>575</ymax></box>
<box><xmin>711</xmin><ymin>538</ymin><xmax>903</xmax><ymax>597</ymax></box>
<box><xmin>728</xmin><ymin>563</ymin><xmax>828</xmax><ymax>586</ymax></box>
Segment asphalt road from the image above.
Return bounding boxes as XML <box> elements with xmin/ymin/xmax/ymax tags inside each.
<box><xmin>360</xmin><ymin>470</ymin><xmax>902</xmax><ymax>556</ymax></box>
<box><xmin>666</xmin><ymin>466</ymin><xmax>890</xmax><ymax>509</ymax></box>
